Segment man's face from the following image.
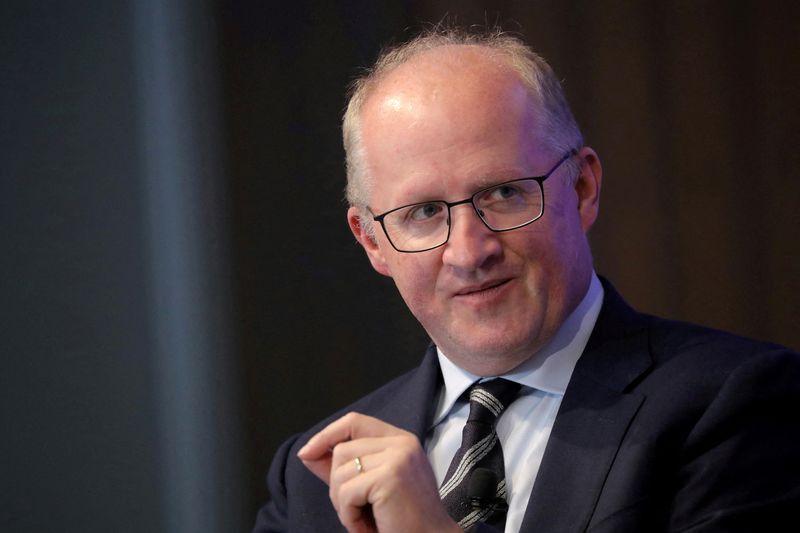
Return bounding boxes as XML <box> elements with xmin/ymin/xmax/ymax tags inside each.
<box><xmin>348</xmin><ymin>47</ymin><xmax>601</xmax><ymax>375</ymax></box>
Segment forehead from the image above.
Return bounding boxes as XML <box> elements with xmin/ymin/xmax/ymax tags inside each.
<box><xmin>364</xmin><ymin>46</ymin><xmax>529</xmax><ymax>124</ymax></box>
<box><xmin>360</xmin><ymin>46</ymin><xmax>549</xmax><ymax>205</ymax></box>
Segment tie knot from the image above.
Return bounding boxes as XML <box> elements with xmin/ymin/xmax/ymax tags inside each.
<box><xmin>467</xmin><ymin>378</ymin><xmax>521</xmax><ymax>424</ymax></box>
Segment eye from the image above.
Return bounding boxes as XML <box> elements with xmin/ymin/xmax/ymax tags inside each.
<box><xmin>407</xmin><ymin>202</ymin><xmax>444</xmax><ymax>221</ymax></box>
<box><xmin>487</xmin><ymin>183</ymin><xmax>522</xmax><ymax>201</ymax></box>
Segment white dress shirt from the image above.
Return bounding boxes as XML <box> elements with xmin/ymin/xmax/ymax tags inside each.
<box><xmin>425</xmin><ymin>272</ymin><xmax>604</xmax><ymax>532</ymax></box>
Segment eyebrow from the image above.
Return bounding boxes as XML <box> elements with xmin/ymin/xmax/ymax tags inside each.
<box><xmin>382</xmin><ymin>167</ymin><xmax>532</xmax><ymax>209</ymax></box>
<box><xmin>389</xmin><ymin>175</ymin><xmax>531</xmax><ymax>209</ymax></box>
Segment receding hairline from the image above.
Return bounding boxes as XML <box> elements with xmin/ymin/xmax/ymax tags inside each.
<box><xmin>348</xmin><ymin>41</ymin><xmax>545</xmax><ymax>136</ymax></box>
<box><xmin>343</xmin><ymin>29</ymin><xmax>584</xmax><ymax>212</ymax></box>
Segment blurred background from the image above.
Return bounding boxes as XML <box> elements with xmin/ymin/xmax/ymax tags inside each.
<box><xmin>2</xmin><ymin>1</ymin><xmax>798</xmax><ymax>531</ymax></box>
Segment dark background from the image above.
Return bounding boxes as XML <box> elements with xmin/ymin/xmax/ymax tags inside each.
<box><xmin>3</xmin><ymin>1</ymin><xmax>798</xmax><ymax>531</ymax></box>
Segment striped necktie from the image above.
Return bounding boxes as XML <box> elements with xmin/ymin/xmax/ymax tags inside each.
<box><xmin>439</xmin><ymin>378</ymin><xmax>521</xmax><ymax>530</ymax></box>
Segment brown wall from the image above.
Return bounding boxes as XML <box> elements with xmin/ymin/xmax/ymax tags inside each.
<box><xmin>215</xmin><ymin>0</ymin><xmax>800</xmax><ymax>520</ymax></box>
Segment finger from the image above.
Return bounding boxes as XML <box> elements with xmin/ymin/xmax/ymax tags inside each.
<box><xmin>330</xmin><ymin>437</ymin><xmax>401</xmax><ymax>468</ymax></box>
<box><xmin>324</xmin><ymin>436</ymin><xmax>406</xmax><ymax>490</ymax></box>
<box><xmin>299</xmin><ymin>453</ymin><xmax>334</xmax><ymax>485</ymax></box>
<box><xmin>298</xmin><ymin>417</ymin><xmax>385</xmax><ymax>485</ymax></box>
<box><xmin>299</xmin><ymin>414</ymin><xmax>413</xmax><ymax>491</ymax></box>
<box><xmin>339</xmin><ymin>502</ymin><xmax>376</xmax><ymax>533</ymax></box>
<box><xmin>340</xmin><ymin>506</ymin><xmax>376</xmax><ymax>533</ymax></box>
<box><xmin>298</xmin><ymin>412</ymin><xmax>405</xmax><ymax>461</ymax></box>
<box><xmin>329</xmin><ymin>444</ymin><xmax>405</xmax><ymax>512</ymax></box>
<box><xmin>330</xmin><ymin>450</ymin><xmax>379</xmax><ymax>509</ymax></box>
<box><xmin>300</xmin><ymin>430</ymin><xmax>408</xmax><ymax>486</ymax></box>
<box><xmin>335</xmin><ymin>466</ymin><xmax>382</xmax><ymax>533</ymax></box>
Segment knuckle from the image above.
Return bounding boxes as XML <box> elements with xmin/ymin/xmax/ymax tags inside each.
<box><xmin>343</xmin><ymin>411</ymin><xmax>360</xmax><ymax>424</ymax></box>
<box><xmin>399</xmin><ymin>433</ymin><xmax>418</xmax><ymax>447</ymax></box>
<box><xmin>397</xmin><ymin>435</ymin><xmax>422</xmax><ymax>458</ymax></box>
<box><xmin>330</xmin><ymin>445</ymin><xmax>342</xmax><ymax>463</ymax></box>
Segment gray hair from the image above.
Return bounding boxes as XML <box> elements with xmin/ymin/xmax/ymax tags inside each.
<box><xmin>343</xmin><ymin>26</ymin><xmax>584</xmax><ymax>233</ymax></box>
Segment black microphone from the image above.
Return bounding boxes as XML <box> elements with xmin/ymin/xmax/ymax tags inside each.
<box><xmin>468</xmin><ymin>468</ymin><xmax>509</xmax><ymax>513</ymax></box>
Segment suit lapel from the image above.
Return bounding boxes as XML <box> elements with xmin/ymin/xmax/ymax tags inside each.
<box><xmin>370</xmin><ymin>344</ymin><xmax>443</xmax><ymax>441</ymax></box>
<box><xmin>346</xmin><ymin>282</ymin><xmax>652</xmax><ymax>531</ymax></box>
<box><xmin>520</xmin><ymin>281</ymin><xmax>653</xmax><ymax>532</ymax></box>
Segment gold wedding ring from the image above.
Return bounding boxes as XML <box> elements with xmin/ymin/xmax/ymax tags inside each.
<box><xmin>354</xmin><ymin>456</ymin><xmax>364</xmax><ymax>474</ymax></box>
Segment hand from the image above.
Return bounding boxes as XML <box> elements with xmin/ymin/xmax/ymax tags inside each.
<box><xmin>297</xmin><ymin>412</ymin><xmax>461</xmax><ymax>533</ymax></box>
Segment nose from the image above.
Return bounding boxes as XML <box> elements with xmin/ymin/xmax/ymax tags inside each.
<box><xmin>441</xmin><ymin>204</ymin><xmax>502</xmax><ymax>271</ymax></box>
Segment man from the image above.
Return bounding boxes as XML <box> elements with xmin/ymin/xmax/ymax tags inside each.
<box><xmin>253</xmin><ymin>28</ymin><xmax>800</xmax><ymax>532</ymax></box>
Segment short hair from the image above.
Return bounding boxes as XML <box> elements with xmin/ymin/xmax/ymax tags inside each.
<box><xmin>343</xmin><ymin>26</ymin><xmax>584</xmax><ymax>222</ymax></box>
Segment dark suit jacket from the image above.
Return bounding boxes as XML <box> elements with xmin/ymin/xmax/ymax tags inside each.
<box><xmin>253</xmin><ymin>281</ymin><xmax>800</xmax><ymax>532</ymax></box>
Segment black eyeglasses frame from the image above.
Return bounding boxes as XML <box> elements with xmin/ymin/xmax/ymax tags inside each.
<box><xmin>369</xmin><ymin>149</ymin><xmax>577</xmax><ymax>253</ymax></box>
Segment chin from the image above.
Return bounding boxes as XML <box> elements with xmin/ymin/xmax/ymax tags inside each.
<box><xmin>462</xmin><ymin>351</ymin><xmax>530</xmax><ymax>377</ymax></box>
<box><xmin>444</xmin><ymin>331</ymin><xmax>539</xmax><ymax>375</ymax></box>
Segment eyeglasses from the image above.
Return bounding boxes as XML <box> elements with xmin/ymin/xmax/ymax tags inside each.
<box><xmin>369</xmin><ymin>150</ymin><xmax>576</xmax><ymax>253</ymax></box>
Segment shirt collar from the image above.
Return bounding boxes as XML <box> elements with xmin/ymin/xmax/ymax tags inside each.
<box><xmin>432</xmin><ymin>271</ymin><xmax>604</xmax><ymax>425</ymax></box>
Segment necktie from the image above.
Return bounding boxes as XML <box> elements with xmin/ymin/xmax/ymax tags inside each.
<box><xmin>440</xmin><ymin>378</ymin><xmax>521</xmax><ymax>530</ymax></box>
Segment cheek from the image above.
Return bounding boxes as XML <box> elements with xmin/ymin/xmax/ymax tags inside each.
<box><xmin>509</xmin><ymin>222</ymin><xmax>560</xmax><ymax>261</ymax></box>
<box><xmin>387</xmin><ymin>255</ymin><xmax>440</xmax><ymax>304</ymax></box>
<box><xmin>511</xmin><ymin>219</ymin><xmax>581</xmax><ymax>282</ymax></box>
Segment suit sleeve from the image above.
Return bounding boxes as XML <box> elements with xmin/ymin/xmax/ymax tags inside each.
<box><xmin>252</xmin><ymin>434</ymin><xmax>300</xmax><ymax>533</ymax></box>
<box><xmin>668</xmin><ymin>349</ymin><xmax>800</xmax><ymax>532</ymax></box>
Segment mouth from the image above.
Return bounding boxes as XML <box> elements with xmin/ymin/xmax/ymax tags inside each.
<box><xmin>454</xmin><ymin>278</ymin><xmax>512</xmax><ymax>297</ymax></box>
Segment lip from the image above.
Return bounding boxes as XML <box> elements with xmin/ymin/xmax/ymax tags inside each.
<box><xmin>453</xmin><ymin>278</ymin><xmax>513</xmax><ymax>297</ymax></box>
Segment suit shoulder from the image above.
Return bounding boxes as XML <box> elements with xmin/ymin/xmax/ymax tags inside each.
<box><xmin>293</xmin><ymin>348</ymin><xmax>440</xmax><ymax>447</ymax></box>
<box><xmin>631</xmin><ymin>314</ymin><xmax>800</xmax><ymax>412</ymax></box>
<box><xmin>643</xmin><ymin>313</ymin><xmax>796</xmax><ymax>364</ymax></box>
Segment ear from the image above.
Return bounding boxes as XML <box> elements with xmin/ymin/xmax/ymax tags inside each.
<box><xmin>574</xmin><ymin>147</ymin><xmax>602</xmax><ymax>232</ymax></box>
<box><xmin>347</xmin><ymin>206</ymin><xmax>392</xmax><ymax>277</ymax></box>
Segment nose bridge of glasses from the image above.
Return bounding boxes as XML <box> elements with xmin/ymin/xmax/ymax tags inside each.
<box><xmin>444</xmin><ymin>196</ymin><xmax>493</xmax><ymax>238</ymax></box>
<box><xmin>445</xmin><ymin>196</ymin><xmax>486</xmax><ymax>227</ymax></box>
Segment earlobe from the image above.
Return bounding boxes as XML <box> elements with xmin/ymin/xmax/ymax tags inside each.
<box><xmin>574</xmin><ymin>147</ymin><xmax>602</xmax><ymax>232</ymax></box>
<box><xmin>347</xmin><ymin>206</ymin><xmax>393</xmax><ymax>277</ymax></box>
